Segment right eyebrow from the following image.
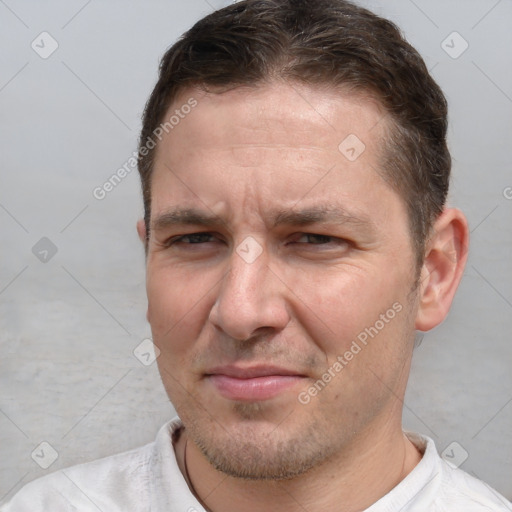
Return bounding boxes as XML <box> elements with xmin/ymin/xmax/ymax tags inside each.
<box><xmin>151</xmin><ymin>208</ymin><xmax>224</xmax><ymax>233</ymax></box>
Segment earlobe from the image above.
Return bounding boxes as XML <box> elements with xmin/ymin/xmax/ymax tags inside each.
<box><xmin>415</xmin><ymin>208</ymin><xmax>469</xmax><ymax>332</ymax></box>
<box><xmin>136</xmin><ymin>218</ymin><xmax>147</xmax><ymax>244</ymax></box>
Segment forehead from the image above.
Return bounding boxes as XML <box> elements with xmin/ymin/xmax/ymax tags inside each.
<box><xmin>149</xmin><ymin>81</ymin><xmax>403</xmax><ymax>231</ymax></box>
<box><xmin>164</xmin><ymin>82</ymin><xmax>387</xmax><ymax>153</ymax></box>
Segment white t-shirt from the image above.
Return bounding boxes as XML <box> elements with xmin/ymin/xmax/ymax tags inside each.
<box><xmin>1</xmin><ymin>417</ymin><xmax>510</xmax><ymax>512</ymax></box>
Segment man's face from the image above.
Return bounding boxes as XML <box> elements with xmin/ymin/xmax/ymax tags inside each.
<box><xmin>145</xmin><ymin>82</ymin><xmax>419</xmax><ymax>479</ymax></box>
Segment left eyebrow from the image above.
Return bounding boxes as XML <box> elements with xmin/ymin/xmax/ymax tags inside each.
<box><xmin>270</xmin><ymin>206</ymin><xmax>375</xmax><ymax>232</ymax></box>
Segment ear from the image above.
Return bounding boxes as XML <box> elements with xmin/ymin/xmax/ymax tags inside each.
<box><xmin>415</xmin><ymin>208</ymin><xmax>469</xmax><ymax>331</ymax></box>
<box><xmin>136</xmin><ymin>218</ymin><xmax>147</xmax><ymax>245</ymax></box>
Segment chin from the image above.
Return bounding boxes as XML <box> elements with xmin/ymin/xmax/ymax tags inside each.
<box><xmin>184</xmin><ymin>406</ymin><xmax>336</xmax><ymax>480</ymax></box>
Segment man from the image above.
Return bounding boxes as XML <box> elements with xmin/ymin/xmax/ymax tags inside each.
<box><xmin>2</xmin><ymin>0</ymin><xmax>511</xmax><ymax>510</ymax></box>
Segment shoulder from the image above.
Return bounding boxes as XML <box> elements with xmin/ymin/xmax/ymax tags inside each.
<box><xmin>0</xmin><ymin>443</ymin><xmax>154</xmax><ymax>512</ymax></box>
<box><xmin>405</xmin><ymin>432</ymin><xmax>512</xmax><ymax>512</ymax></box>
<box><xmin>0</xmin><ymin>434</ymin><xmax>160</xmax><ymax>512</ymax></box>
<box><xmin>435</xmin><ymin>460</ymin><xmax>512</xmax><ymax>511</ymax></box>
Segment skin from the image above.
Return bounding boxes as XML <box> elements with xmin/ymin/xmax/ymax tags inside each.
<box><xmin>137</xmin><ymin>81</ymin><xmax>469</xmax><ymax>512</ymax></box>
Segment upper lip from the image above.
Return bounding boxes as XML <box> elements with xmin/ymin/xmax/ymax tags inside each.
<box><xmin>206</xmin><ymin>365</ymin><xmax>305</xmax><ymax>379</ymax></box>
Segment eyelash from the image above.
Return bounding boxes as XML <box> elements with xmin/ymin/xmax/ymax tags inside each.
<box><xmin>169</xmin><ymin>233</ymin><xmax>217</xmax><ymax>245</ymax></box>
<box><xmin>166</xmin><ymin>232</ymin><xmax>347</xmax><ymax>247</ymax></box>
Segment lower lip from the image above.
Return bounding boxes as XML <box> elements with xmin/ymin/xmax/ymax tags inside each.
<box><xmin>207</xmin><ymin>375</ymin><xmax>303</xmax><ymax>401</ymax></box>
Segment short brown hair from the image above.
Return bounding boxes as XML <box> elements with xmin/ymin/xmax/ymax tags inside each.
<box><xmin>138</xmin><ymin>0</ymin><xmax>450</xmax><ymax>266</ymax></box>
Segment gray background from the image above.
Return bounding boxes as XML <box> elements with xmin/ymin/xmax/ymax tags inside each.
<box><xmin>1</xmin><ymin>0</ymin><xmax>511</xmax><ymax>503</ymax></box>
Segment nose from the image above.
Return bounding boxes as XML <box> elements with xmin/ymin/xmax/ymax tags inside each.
<box><xmin>209</xmin><ymin>243</ymin><xmax>291</xmax><ymax>341</ymax></box>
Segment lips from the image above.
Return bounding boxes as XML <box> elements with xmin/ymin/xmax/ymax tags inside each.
<box><xmin>205</xmin><ymin>365</ymin><xmax>306</xmax><ymax>401</ymax></box>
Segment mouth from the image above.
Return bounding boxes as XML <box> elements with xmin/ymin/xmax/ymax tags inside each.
<box><xmin>205</xmin><ymin>365</ymin><xmax>307</xmax><ymax>402</ymax></box>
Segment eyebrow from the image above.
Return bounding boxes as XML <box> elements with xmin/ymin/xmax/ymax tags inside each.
<box><xmin>270</xmin><ymin>206</ymin><xmax>374</xmax><ymax>231</ymax></box>
<box><xmin>151</xmin><ymin>208</ymin><xmax>223</xmax><ymax>233</ymax></box>
<box><xmin>151</xmin><ymin>205</ymin><xmax>375</xmax><ymax>233</ymax></box>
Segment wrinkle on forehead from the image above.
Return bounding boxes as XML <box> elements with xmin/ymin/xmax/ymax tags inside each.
<box><xmin>166</xmin><ymin>81</ymin><xmax>389</xmax><ymax>153</ymax></box>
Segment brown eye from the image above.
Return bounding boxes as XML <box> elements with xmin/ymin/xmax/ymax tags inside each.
<box><xmin>178</xmin><ymin>233</ymin><xmax>215</xmax><ymax>243</ymax></box>
<box><xmin>166</xmin><ymin>232</ymin><xmax>218</xmax><ymax>246</ymax></box>
<box><xmin>296</xmin><ymin>234</ymin><xmax>334</xmax><ymax>244</ymax></box>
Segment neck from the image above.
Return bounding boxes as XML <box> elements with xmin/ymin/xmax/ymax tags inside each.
<box><xmin>175</xmin><ymin>416</ymin><xmax>422</xmax><ymax>512</ymax></box>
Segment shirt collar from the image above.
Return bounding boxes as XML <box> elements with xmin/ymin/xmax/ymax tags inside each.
<box><xmin>149</xmin><ymin>418</ymin><xmax>439</xmax><ymax>512</ymax></box>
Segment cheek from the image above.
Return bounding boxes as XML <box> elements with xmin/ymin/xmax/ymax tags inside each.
<box><xmin>146</xmin><ymin>265</ymin><xmax>214</xmax><ymax>351</ymax></box>
<box><xmin>285</xmin><ymin>263</ymin><xmax>404</xmax><ymax>354</ymax></box>
<box><xmin>148</xmin><ymin>273</ymin><xmax>216</xmax><ymax>397</ymax></box>
<box><xmin>303</xmin><ymin>276</ymin><xmax>413</xmax><ymax>410</ymax></box>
